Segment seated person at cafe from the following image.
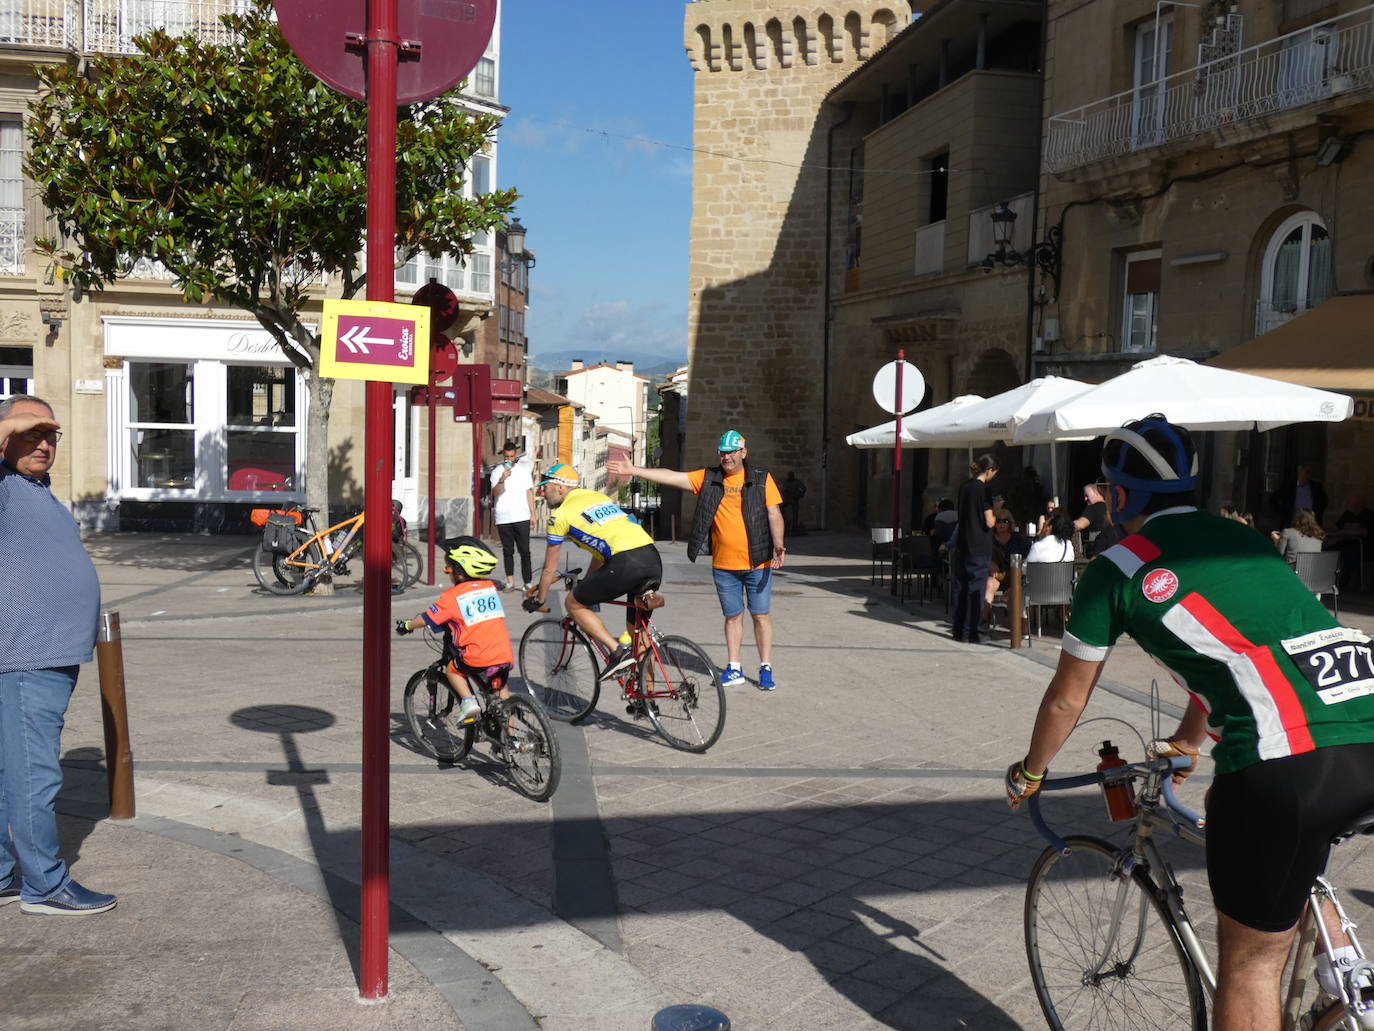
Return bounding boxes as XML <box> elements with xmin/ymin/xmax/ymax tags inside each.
<box><xmin>1331</xmin><ymin>495</ymin><xmax>1372</xmax><ymax>587</ymax></box>
<box><xmin>983</xmin><ymin>512</ymin><xmax>1029</xmax><ymax>616</ymax></box>
<box><xmin>1027</xmin><ymin>513</ymin><xmax>1076</xmax><ymax>564</ymax></box>
<box><xmin>1271</xmin><ymin>507</ymin><xmax>1325</xmax><ymax>564</ymax></box>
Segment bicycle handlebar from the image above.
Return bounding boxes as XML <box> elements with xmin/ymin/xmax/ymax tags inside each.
<box><xmin>522</xmin><ymin>569</ymin><xmax>584</xmax><ymax>613</ymax></box>
<box><xmin>1027</xmin><ymin>755</ymin><xmax>1203</xmax><ymax>855</ymax></box>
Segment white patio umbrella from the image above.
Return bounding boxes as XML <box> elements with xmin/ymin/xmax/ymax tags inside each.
<box><xmin>845</xmin><ymin>394</ymin><xmax>985</xmax><ymax>449</ymax></box>
<box><xmin>1013</xmin><ymin>355</ymin><xmax>1355</xmax><ymax>442</ymax></box>
<box><xmin>904</xmin><ymin>376</ymin><xmax>1093</xmax><ymax>446</ymax></box>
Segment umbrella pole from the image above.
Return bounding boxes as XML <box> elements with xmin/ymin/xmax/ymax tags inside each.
<box><xmin>892</xmin><ymin>351</ymin><xmax>904</xmax><ymax>594</ymax></box>
<box><xmin>1051</xmin><ymin>443</ymin><xmax>1059</xmax><ymax>512</ymax></box>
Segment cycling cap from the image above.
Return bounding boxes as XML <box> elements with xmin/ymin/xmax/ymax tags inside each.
<box><xmin>444</xmin><ymin>536</ymin><xmax>499</xmax><ymax>578</ymax></box>
<box><xmin>1101</xmin><ymin>414</ymin><xmax>1198</xmax><ymax>522</ymax></box>
<box><xmin>538</xmin><ymin>462</ymin><xmax>580</xmax><ymax>487</ymax></box>
<box><xmin>718</xmin><ymin>429</ymin><xmax>746</xmax><ymax>452</ymax></box>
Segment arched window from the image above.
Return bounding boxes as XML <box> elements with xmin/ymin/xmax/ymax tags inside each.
<box><xmin>1257</xmin><ymin>212</ymin><xmax>1331</xmax><ymax>335</ymax></box>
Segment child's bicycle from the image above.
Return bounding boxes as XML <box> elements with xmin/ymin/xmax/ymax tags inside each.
<box><xmin>517</xmin><ymin>569</ymin><xmax>725</xmax><ymax>753</ymax></box>
<box><xmin>1025</xmin><ymin>748</ymin><xmax>1374</xmax><ymax>1031</ymax></box>
<box><xmin>252</xmin><ymin>504</ymin><xmax>423</xmax><ymax>596</ymax></box>
<box><xmin>401</xmin><ymin>627</ymin><xmax>560</xmax><ymax>802</ymax></box>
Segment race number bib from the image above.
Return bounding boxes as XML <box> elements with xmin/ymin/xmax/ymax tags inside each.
<box><xmin>458</xmin><ymin>585</ymin><xmax>504</xmax><ymax>626</ymax></box>
<box><xmin>1281</xmin><ymin>627</ymin><xmax>1374</xmax><ymax>704</ymax></box>
<box><xmin>582</xmin><ymin>502</ymin><xmax>624</xmax><ymax>524</ymax></box>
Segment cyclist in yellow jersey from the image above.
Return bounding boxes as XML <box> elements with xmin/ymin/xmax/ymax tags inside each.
<box><xmin>526</xmin><ymin>464</ymin><xmax>662</xmax><ymax>680</ymax></box>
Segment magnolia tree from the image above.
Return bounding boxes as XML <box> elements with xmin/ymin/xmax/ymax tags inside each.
<box><xmin>26</xmin><ymin>0</ymin><xmax>515</xmax><ymax>520</ymax></box>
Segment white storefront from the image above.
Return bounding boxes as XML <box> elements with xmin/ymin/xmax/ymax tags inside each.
<box><xmin>103</xmin><ymin>317</ymin><xmax>309</xmax><ymax>504</ymax></box>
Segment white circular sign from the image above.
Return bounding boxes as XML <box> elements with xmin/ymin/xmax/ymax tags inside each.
<box><xmin>872</xmin><ymin>361</ymin><xmax>925</xmax><ymax>415</ymax></box>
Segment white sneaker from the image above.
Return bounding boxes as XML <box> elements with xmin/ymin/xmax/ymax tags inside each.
<box><xmin>457</xmin><ymin>697</ymin><xmax>481</xmax><ymax>724</ymax></box>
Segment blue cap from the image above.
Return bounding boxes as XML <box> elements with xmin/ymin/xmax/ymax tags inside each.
<box><xmin>718</xmin><ymin>430</ymin><xmax>746</xmax><ymax>452</ymax></box>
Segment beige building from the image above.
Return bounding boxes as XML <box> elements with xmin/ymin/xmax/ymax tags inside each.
<box><xmin>0</xmin><ymin>1</ymin><xmax>509</xmax><ymax>534</ymax></box>
<box><xmin>1035</xmin><ymin>0</ymin><xmax>1374</xmax><ymax>523</ymax></box>
<box><xmin>554</xmin><ymin>359</ymin><xmax>651</xmax><ymax>467</ymax></box>
<box><xmin>683</xmin><ymin>0</ymin><xmax>1046</xmax><ymax>529</ymax></box>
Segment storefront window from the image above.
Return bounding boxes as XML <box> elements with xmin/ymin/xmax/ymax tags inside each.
<box><xmin>226</xmin><ymin>365</ymin><xmax>297</xmax><ymax>491</ymax></box>
<box><xmin>129</xmin><ymin>362</ymin><xmax>195</xmax><ymax>489</ymax></box>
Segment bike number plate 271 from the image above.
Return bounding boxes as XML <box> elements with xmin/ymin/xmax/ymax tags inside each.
<box><xmin>1281</xmin><ymin>627</ymin><xmax>1374</xmax><ymax>704</ymax></box>
<box><xmin>458</xmin><ymin>586</ymin><xmax>504</xmax><ymax>626</ymax></box>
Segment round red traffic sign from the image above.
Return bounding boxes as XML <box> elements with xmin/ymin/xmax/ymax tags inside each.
<box><xmin>411</xmin><ymin>280</ymin><xmax>461</xmax><ymax>333</ymax></box>
<box><xmin>272</xmin><ymin>0</ymin><xmax>497</xmax><ymax>105</ymax></box>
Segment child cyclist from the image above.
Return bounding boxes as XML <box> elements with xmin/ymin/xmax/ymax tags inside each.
<box><xmin>395</xmin><ymin>537</ymin><xmax>513</xmax><ymax>725</ymax></box>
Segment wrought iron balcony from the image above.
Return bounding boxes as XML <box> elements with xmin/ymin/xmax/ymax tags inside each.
<box><xmin>0</xmin><ymin>0</ymin><xmax>247</xmax><ymax>55</ymax></box>
<box><xmin>1045</xmin><ymin>4</ymin><xmax>1374</xmax><ymax>174</ymax></box>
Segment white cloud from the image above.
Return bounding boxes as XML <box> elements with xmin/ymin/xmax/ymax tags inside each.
<box><xmin>533</xmin><ymin>298</ymin><xmax>686</xmax><ymax>363</ymax></box>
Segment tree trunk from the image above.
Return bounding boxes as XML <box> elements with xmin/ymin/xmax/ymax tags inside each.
<box><xmin>305</xmin><ymin>370</ymin><xmax>335</xmax><ymax>595</ymax></box>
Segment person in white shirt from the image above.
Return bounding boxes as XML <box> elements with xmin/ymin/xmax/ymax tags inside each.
<box><xmin>1027</xmin><ymin>513</ymin><xmax>1076</xmax><ymax>564</ymax></box>
<box><xmin>489</xmin><ymin>440</ymin><xmax>536</xmax><ymax>592</ymax></box>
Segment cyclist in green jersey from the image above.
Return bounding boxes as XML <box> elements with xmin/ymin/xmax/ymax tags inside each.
<box><xmin>1004</xmin><ymin>415</ymin><xmax>1374</xmax><ymax>1031</ymax></box>
<box><xmin>527</xmin><ymin>463</ymin><xmax>662</xmax><ymax>681</ymax></box>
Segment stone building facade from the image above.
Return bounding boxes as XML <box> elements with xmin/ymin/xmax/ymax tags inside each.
<box><xmin>683</xmin><ymin>0</ymin><xmax>1046</xmax><ymax>530</ymax></box>
<box><xmin>1034</xmin><ymin>0</ymin><xmax>1374</xmax><ymax>522</ymax></box>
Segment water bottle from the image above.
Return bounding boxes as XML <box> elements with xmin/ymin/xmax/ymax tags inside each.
<box><xmin>1097</xmin><ymin>740</ymin><xmax>1135</xmax><ymax>822</ymax></box>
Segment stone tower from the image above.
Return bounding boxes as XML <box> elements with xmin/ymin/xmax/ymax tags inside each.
<box><xmin>681</xmin><ymin>2</ymin><xmax>913</xmax><ymax>521</ymax></box>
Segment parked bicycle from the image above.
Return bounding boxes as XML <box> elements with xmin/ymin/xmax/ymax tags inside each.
<box><xmin>251</xmin><ymin>504</ymin><xmax>422</xmax><ymax>596</ymax></box>
<box><xmin>517</xmin><ymin>568</ymin><xmax>725</xmax><ymax>752</ymax></box>
<box><xmin>1025</xmin><ymin>748</ymin><xmax>1374</xmax><ymax>1031</ymax></box>
<box><xmin>401</xmin><ymin>626</ymin><xmax>560</xmax><ymax>802</ymax></box>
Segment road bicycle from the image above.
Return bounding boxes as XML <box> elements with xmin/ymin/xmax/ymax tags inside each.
<box><xmin>252</xmin><ymin>505</ymin><xmax>423</xmax><ymax>596</ymax></box>
<box><xmin>517</xmin><ymin>569</ymin><xmax>726</xmax><ymax>753</ymax></box>
<box><xmin>1024</xmin><ymin>750</ymin><xmax>1374</xmax><ymax>1031</ymax></box>
<box><xmin>401</xmin><ymin>627</ymin><xmax>560</xmax><ymax>802</ymax></box>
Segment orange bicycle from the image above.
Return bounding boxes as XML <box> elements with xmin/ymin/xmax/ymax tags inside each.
<box><xmin>517</xmin><ymin>568</ymin><xmax>726</xmax><ymax>752</ymax></box>
<box><xmin>251</xmin><ymin>504</ymin><xmax>422</xmax><ymax>596</ymax></box>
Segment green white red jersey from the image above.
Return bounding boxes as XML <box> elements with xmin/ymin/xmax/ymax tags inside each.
<box><xmin>1064</xmin><ymin>508</ymin><xmax>1374</xmax><ymax>775</ymax></box>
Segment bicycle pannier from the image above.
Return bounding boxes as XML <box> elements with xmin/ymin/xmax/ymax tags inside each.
<box><xmin>263</xmin><ymin>512</ymin><xmax>299</xmax><ymax>553</ymax></box>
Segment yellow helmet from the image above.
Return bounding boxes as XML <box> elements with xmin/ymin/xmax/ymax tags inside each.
<box><xmin>444</xmin><ymin>536</ymin><xmax>499</xmax><ymax>579</ymax></box>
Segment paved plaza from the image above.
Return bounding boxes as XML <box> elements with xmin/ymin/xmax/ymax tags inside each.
<box><xmin>9</xmin><ymin>531</ymin><xmax>1374</xmax><ymax>1030</ymax></box>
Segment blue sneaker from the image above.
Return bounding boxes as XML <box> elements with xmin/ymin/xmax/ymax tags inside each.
<box><xmin>20</xmin><ymin>880</ymin><xmax>117</xmax><ymax>916</ymax></box>
<box><xmin>0</xmin><ymin>878</ymin><xmax>18</xmax><ymax>907</ymax></box>
<box><xmin>720</xmin><ymin>666</ymin><xmax>744</xmax><ymax>688</ymax></box>
<box><xmin>757</xmin><ymin>665</ymin><xmax>776</xmax><ymax>691</ymax></box>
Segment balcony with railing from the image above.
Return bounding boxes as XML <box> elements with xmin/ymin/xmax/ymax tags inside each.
<box><xmin>1045</xmin><ymin>4</ymin><xmax>1374</xmax><ymax>174</ymax></box>
<box><xmin>0</xmin><ymin>0</ymin><xmax>247</xmax><ymax>54</ymax></box>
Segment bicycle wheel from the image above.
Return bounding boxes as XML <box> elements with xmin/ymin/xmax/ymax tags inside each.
<box><xmin>253</xmin><ymin>534</ymin><xmax>321</xmax><ymax>596</ymax></box>
<box><xmin>518</xmin><ymin>618</ymin><xmax>600</xmax><ymax>722</ymax></box>
<box><xmin>1307</xmin><ymin>991</ymin><xmax>1374</xmax><ymax>1031</ymax></box>
<box><xmin>395</xmin><ymin>540</ymin><xmax>423</xmax><ymax>589</ymax></box>
<box><xmin>500</xmin><ymin>695</ymin><xmax>561</xmax><ymax>802</ymax></box>
<box><xmin>1025</xmin><ymin>835</ymin><xmax>1207</xmax><ymax>1031</ymax></box>
<box><xmin>403</xmin><ymin>669</ymin><xmax>474</xmax><ymax>763</ymax></box>
<box><xmin>639</xmin><ymin>635</ymin><xmax>725</xmax><ymax>753</ymax></box>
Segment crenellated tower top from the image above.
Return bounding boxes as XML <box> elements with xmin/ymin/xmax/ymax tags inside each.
<box><xmin>684</xmin><ymin>2</ymin><xmax>918</xmax><ymax>74</ymax></box>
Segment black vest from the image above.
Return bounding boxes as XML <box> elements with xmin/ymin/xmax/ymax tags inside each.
<box><xmin>688</xmin><ymin>463</ymin><xmax>773</xmax><ymax>567</ymax></box>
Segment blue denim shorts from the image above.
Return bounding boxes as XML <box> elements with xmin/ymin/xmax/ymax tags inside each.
<box><xmin>712</xmin><ymin>567</ymin><xmax>772</xmax><ymax>618</ymax></box>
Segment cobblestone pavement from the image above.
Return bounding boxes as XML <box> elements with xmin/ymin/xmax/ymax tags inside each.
<box><xmin>19</xmin><ymin>531</ymin><xmax>1374</xmax><ymax>1030</ymax></box>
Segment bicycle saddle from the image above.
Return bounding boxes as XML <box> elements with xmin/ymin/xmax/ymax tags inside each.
<box><xmin>632</xmin><ymin>579</ymin><xmax>665</xmax><ymax>610</ymax></box>
<box><xmin>1335</xmin><ymin>808</ymin><xmax>1374</xmax><ymax>841</ymax></box>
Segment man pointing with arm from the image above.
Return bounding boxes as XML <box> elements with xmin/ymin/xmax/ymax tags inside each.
<box><xmin>609</xmin><ymin>429</ymin><xmax>785</xmax><ymax>691</ymax></box>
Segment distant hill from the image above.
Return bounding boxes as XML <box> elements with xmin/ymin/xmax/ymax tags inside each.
<box><xmin>529</xmin><ymin>349</ymin><xmax>686</xmax><ymax>381</ymax></box>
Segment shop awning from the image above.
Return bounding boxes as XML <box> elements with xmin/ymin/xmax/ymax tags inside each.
<box><xmin>1207</xmin><ymin>294</ymin><xmax>1374</xmax><ymax>391</ymax></box>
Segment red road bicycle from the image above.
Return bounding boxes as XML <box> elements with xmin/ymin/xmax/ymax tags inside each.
<box><xmin>517</xmin><ymin>569</ymin><xmax>726</xmax><ymax>752</ymax></box>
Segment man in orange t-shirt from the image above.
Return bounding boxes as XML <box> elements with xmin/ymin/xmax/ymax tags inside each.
<box><xmin>608</xmin><ymin>429</ymin><xmax>785</xmax><ymax>691</ymax></box>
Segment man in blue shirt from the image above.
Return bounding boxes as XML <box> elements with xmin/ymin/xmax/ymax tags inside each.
<box><xmin>0</xmin><ymin>394</ymin><xmax>115</xmax><ymax>915</ymax></box>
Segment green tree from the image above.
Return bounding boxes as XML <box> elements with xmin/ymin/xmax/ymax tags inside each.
<box><xmin>26</xmin><ymin>0</ymin><xmax>515</xmax><ymax>520</ymax></box>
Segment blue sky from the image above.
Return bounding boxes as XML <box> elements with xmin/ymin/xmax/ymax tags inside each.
<box><xmin>499</xmin><ymin>2</ymin><xmax>693</xmax><ymax>367</ymax></box>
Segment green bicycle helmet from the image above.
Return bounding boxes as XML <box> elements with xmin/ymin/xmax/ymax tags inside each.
<box><xmin>444</xmin><ymin>536</ymin><xmax>499</xmax><ymax>579</ymax></box>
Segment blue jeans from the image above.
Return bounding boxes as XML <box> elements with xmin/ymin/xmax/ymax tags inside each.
<box><xmin>712</xmin><ymin>567</ymin><xmax>773</xmax><ymax>618</ymax></box>
<box><xmin>951</xmin><ymin>551</ymin><xmax>990</xmax><ymax>642</ymax></box>
<box><xmin>0</xmin><ymin>666</ymin><xmax>78</xmax><ymax>902</ymax></box>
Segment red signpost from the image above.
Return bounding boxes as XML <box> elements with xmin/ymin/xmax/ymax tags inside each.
<box><xmin>272</xmin><ymin>0</ymin><xmax>496</xmax><ymax>1001</ymax></box>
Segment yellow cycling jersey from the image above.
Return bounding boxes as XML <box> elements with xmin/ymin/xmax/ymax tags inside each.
<box><xmin>546</xmin><ymin>488</ymin><xmax>653</xmax><ymax>559</ymax></box>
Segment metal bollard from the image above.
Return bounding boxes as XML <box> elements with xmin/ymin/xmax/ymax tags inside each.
<box><xmin>95</xmin><ymin>611</ymin><xmax>135</xmax><ymax>820</ymax></box>
<box><xmin>1008</xmin><ymin>555</ymin><xmax>1024</xmax><ymax>650</ymax></box>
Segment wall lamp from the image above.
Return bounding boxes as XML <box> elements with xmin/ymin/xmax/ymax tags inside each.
<box><xmin>981</xmin><ymin>201</ymin><xmax>1063</xmax><ymax>301</ymax></box>
<box><xmin>498</xmin><ymin>217</ymin><xmax>536</xmax><ymax>272</ymax></box>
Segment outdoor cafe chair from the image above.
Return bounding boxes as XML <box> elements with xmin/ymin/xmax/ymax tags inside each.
<box><xmin>1022</xmin><ymin>560</ymin><xmax>1077</xmax><ymax>643</ymax></box>
<box><xmin>870</xmin><ymin>527</ymin><xmax>895</xmax><ymax>586</ymax></box>
<box><xmin>1294</xmin><ymin>550</ymin><xmax>1341</xmax><ymax>617</ymax></box>
<box><xmin>898</xmin><ymin>534</ymin><xmax>937</xmax><ymax>604</ymax></box>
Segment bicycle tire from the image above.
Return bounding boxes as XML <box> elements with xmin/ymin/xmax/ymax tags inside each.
<box><xmin>403</xmin><ymin>669</ymin><xmax>474</xmax><ymax>763</ymax></box>
<box><xmin>253</xmin><ymin>534</ymin><xmax>321</xmax><ymax>596</ymax></box>
<box><xmin>517</xmin><ymin>618</ymin><xmax>600</xmax><ymax>722</ymax></box>
<box><xmin>1025</xmin><ymin>835</ymin><xmax>1207</xmax><ymax>1031</ymax></box>
<box><xmin>639</xmin><ymin>635</ymin><xmax>725</xmax><ymax>753</ymax></box>
<box><xmin>500</xmin><ymin>695</ymin><xmax>561</xmax><ymax>802</ymax></box>
<box><xmin>395</xmin><ymin>540</ymin><xmax>423</xmax><ymax>590</ymax></box>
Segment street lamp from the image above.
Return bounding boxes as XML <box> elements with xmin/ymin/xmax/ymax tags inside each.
<box><xmin>499</xmin><ymin>217</ymin><xmax>536</xmax><ymax>272</ymax></box>
<box><xmin>981</xmin><ymin>201</ymin><xmax>1063</xmax><ymax>301</ymax></box>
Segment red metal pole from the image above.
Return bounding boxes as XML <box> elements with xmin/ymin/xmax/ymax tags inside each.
<box><xmin>472</xmin><ymin>421</ymin><xmax>483</xmax><ymax>536</ymax></box>
<box><xmin>361</xmin><ymin>0</ymin><xmax>398</xmax><ymax>1000</ymax></box>
<box><xmin>427</xmin><ymin>387</ymin><xmax>437</xmax><ymax>586</ymax></box>
<box><xmin>892</xmin><ymin>349</ymin><xmax>904</xmax><ymax>592</ymax></box>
